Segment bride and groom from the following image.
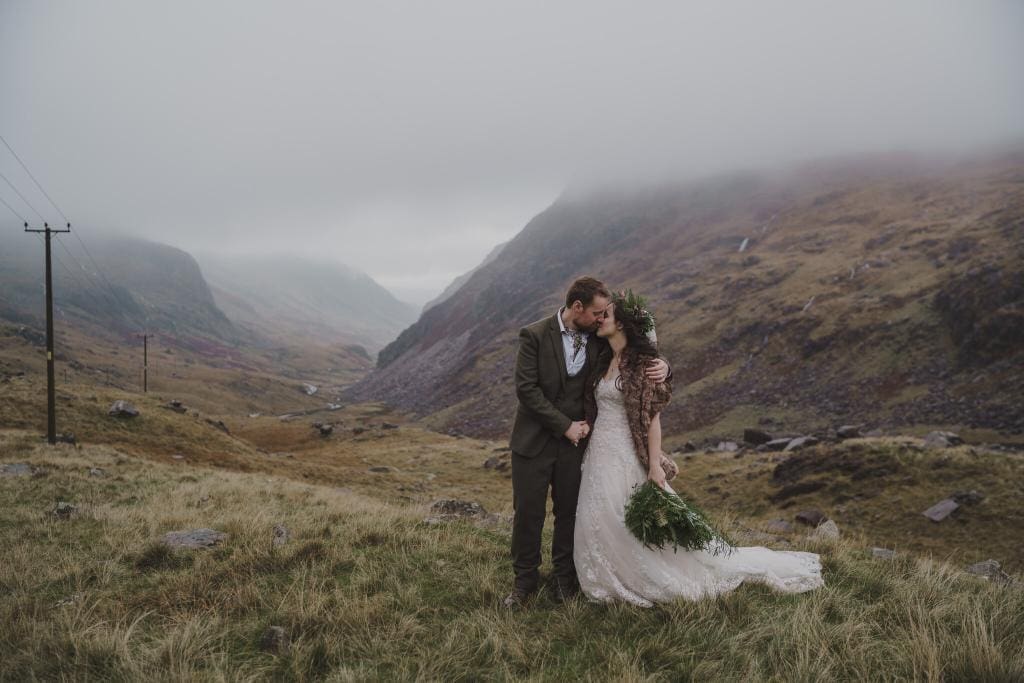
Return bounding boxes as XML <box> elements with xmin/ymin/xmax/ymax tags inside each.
<box><xmin>504</xmin><ymin>276</ymin><xmax>824</xmax><ymax>608</ymax></box>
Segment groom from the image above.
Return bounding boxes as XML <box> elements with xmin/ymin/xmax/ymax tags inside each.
<box><xmin>503</xmin><ymin>276</ymin><xmax>669</xmax><ymax>607</ymax></box>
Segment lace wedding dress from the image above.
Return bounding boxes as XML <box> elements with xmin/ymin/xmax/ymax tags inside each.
<box><xmin>573</xmin><ymin>377</ymin><xmax>825</xmax><ymax>607</ymax></box>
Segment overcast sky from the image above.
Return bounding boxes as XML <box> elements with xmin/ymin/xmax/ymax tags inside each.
<box><xmin>2</xmin><ymin>1</ymin><xmax>1022</xmax><ymax>304</ymax></box>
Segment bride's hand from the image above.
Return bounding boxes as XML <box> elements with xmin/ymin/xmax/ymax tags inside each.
<box><xmin>648</xmin><ymin>463</ymin><xmax>667</xmax><ymax>488</ymax></box>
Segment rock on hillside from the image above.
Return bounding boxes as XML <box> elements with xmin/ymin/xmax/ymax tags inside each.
<box><xmin>349</xmin><ymin>151</ymin><xmax>1024</xmax><ymax>440</ymax></box>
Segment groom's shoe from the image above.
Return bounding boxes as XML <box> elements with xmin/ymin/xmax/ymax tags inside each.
<box><xmin>501</xmin><ymin>587</ymin><xmax>533</xmax><ymax>609</ymax></box>
<box><xmin>551</xmin><ymin>581</ymin><xmax>580</xmax><ymax>604</ymax></box>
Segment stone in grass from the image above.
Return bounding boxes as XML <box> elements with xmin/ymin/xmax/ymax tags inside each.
<box><xmin>763</xmin><ymin>437</ymin><xmax>794</xmax><ymax>452</ymax></box>
<box><xmin>272</xmin><ymin>524</ymin><xmax>290</xmax><ymax>548</ymax></box>
<box><xmin>88</xmin><ymin>467</ymin><xmax>105</xmax><ymax>477</ymax></box>
<box><xmin>161</xmin><ymin>528</ymin><xmax>228</xmax><ymax>549</ymax></box>
<box><xmin>260</xmin><ymin>625</ymin><xmax>290</xmax><ymax>654</ymax></box>
<box><xmin>368</xmin><ymin>465</ymin><xmax>395</xmax><ymax>473</ymax></box>
<box><xmin>1</xmin><ymin>463</ymin><xmax>33</xmax><ymax>477</ymax></box>
<box><xmin>53</xmin><ymin>501</ymin><xmax>77</xmax><ymax>518</ymax></box>
<box><xmin>784</xmin><ymin>436</ymin><xmax>819</xmax><ymax>452</ymax></box>
<box><xmin>871</xmin><ymin>547</ymin><xmax>896</xmax><ymax>560</ymax></box>
<box><xmin>811</xmin><ymin>519</ymin><xmax>841</xmax><ymax>540</ymax></box>
<box><xmin>922</xmin><ymin>498</ymin><xmax>959</xmax><ymax>522</ymax></box>
<box><xmin>795</xmin><ymin>509</ymin><xmax>828</xmax><ymax>527</ymax></box>
<box><xmin>424</xmin><ymin>499</ymin><xmax>489</xmax><ymax>525</ymax></box>
<box><xmin>923</xmin><ymin>431</ymin><xmax>963</xmax><ymax>449</ymax></box>
<box><xmin>965</xmin><ymin>559</ymin><xmax>1013</xmax><ymax>586</ymax></box>
<box><xmin>108</xmin><ymin>400</ymin><xmax>139</xmax><ymax>418</ymax></box>
<box><xmin>766</xmin><ymin>519</ymin><xmax>795</xmax><ymax>534</ymax></box>
<box><xmin>836</xmin><ymin>425</ymin><xmax>864</xmax><ymax>439</ymax></box>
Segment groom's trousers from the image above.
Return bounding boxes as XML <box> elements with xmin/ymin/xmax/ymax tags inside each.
<box><xmin>510</xmin><ymin>438</ymin><xmax>584</xmax><ymax>593</ymax></box>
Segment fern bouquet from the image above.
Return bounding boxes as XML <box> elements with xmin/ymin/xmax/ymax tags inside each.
<box><xmin>624</xmin><ymin>481</ymin><xmax>734</xmax><ymax>555</ymax></box>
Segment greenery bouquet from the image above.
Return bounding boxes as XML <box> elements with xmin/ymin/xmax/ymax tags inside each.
<box><xmin>624</xmin><ymin>481</ymin><xmax>734</xmax><ymax>555</ymax></box>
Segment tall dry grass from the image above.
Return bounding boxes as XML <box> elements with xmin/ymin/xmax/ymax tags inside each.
<box><xmin>1</xmin><ymin>432</ymin><xmax>1021</xmax><ymax>681</ymax></box>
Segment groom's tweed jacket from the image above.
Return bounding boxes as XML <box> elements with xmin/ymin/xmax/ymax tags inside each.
<box><xmin>509</xmin><ymin>314</ymin><xmax>604</xmax><ymax>458</ymax></box>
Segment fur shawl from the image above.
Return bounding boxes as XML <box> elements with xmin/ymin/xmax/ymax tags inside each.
<box><xmin>584</xmin><ymin>347</ymin><xmax>678</xmax><ymax>480</ymax></box>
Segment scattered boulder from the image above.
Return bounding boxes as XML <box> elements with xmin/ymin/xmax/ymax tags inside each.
<box><xmin>352</xmin><ymin>427</ymin><xmax>366</xmax><ymax>435</ymax></box>
<box><xmin>161</xmin><ymin>528</ymin><xmax>228</xmax><ymax>549</ymax></box>
<box><xmin>368</xmin><ymin>465</ymin><xmax>395</xmax><ymax>473</ymax></box>
<box><xmin>743</xmin><ymin>428</ymin><xmax>774</xmax><ymax>445</ymax></box>
<box><xmin>301</xmin><ymin>383</ymin><xmax>318</xmax><ymax>396</ymax></box>
<box><xmin>1</xmin><ymin>463</ymin><xmax>34</xmax><ymax>477</ymax></box>
<box><xmin>763</xmin><ymin>437</ymin><xmax>794</xmax><ymax>452</ymax></box>
<box><xmin>952</xmin><ymin>490</ymin><xmax>984</xmax><ymax>505</ymax></box>
<box><xmin>716</xmin><ymin>441</ymin><xmax>739</xmax><ymax>452</ymax></box>
<box><xmin>248</xmin><ymin>412</ymin><xmax>261</xmax><ymax>418</ymax></box>
<box><xmin>205</xmin><ymin>419</ymin><xmax>229</xmax><ymax>434</ymax></box>
<box><xmin>55</xmin><ymin>432</ymin><xmax>76</xmax><ymax>445</ymax></box>
<box><xmin>784</xmin><ymin>436</ymin><xmax>819</xmax><ymax>451</ymax></box>
<box><xmin>836</xmin><ymin>425</ymin><xmax>864</xmax><ymax>439</ymax></box>
<box><xmin>260</xmin><ymin>625</ymin><xmax>290</xmax><ymax>654</ymax></box>
<box><xmin>766</xmin><ymin>519</ymin><xmax>794</xmax><ymax>534</ymax></box>
<box><xmin>863</xmin><ymin>428</ymin><xmax>885</xmax><ymax>437</ymax></box>
<box><xmin>424</xmin><ymin>499</ymin><xmax>488</xmax><ymax>525</ymax></box>
<box><xmin>165</xmin><ymin>400</ymin><xmax>187</xmax><ymax>414</ymax></box>
<box><xmin>53</xmin><ymin>501</ymin><xmax>77</xmax><ymax>518</ymax></box>
<box><xmin>88</xmin><ymin>467</ymin><xmax>105</xmax><ymax>477</ymax></box>
<box><xmin>108</xmin><ymin>400</ymin><xmax>139</xmax><ymax>418</ymax></box>
<box><xmin>681</xmin><ymin>441</ymin><xmax>697</xmax><ymax>452</ymax></box>
<box><xmin>768</xmin><ymin>480</ymin><xmax>826</xmax><ymax>503</ymax></box>
<box><xmin>318</xmin><ymin>424</ymin><xmax>334</xmax><ymax>437</ymax></box>
<box><xmin>272</xmin><ymin>524</ymin><xmax>290</xmax><ymax>548</ymax></box>
<box><xmin>922</xmin><ymin>498</ymin><xmax>959</xmax><ymax>522</ymax></box>
<box><xmin>871</xmin><ymin>547</ymin><xmax>896</xmax><ymax>560</ymax></box>
<box><xmin>923</xmin><ymin>431</ymin><xmax>964</xmax><ymax>449</ymax></box>
<box><xmin>795</xmin><ymin>509</ymin><xmax>828</xmax><ymax>527</ymax></box>
<box><xmin>965</xmin><ymin>559</ymin><xmax>1013</xmax><ymax>585</ymax></box>
<box><xmin>483</xmin><ymin>455</ymin><xmax>510</xmax><ymax>471</ymax></box>
<box><xmin>811</xmin><ymin>519</ymin><xmax>841</xmax><ymax>540</ymax></box>
<box><xmin>381</xmin><ymin>422</ymin><xmax>399</xmax><ymax>430</ymax></box>
<box><xmin>171</xmin><ymin>454</ymin><xmax>186</xmax><ymax>461</ymax></box>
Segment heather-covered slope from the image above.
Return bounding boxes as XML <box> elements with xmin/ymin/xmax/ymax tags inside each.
<box><xmin>352</xmin><ymin>152</ymin><xmax>1024</xmax><ymax>443</ymax></box>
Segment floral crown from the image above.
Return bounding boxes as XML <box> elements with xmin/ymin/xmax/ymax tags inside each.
<box><xmin>612</xmin><ymin>289</ymin><xmax>656</xmax><ymax>336</ymax></box>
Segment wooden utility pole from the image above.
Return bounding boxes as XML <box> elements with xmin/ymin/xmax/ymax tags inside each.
<box><xmin>24</xmin><ymin>222</ymin><xmax>71</xmax><ymax>444</ymax></box>
<box><xmin>141</xmin><ymin>333</ymin><xmax>148</xmax><ymax>392</ymax></box>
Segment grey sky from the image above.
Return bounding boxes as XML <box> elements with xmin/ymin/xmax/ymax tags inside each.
<box><xmin>2</xmin><ymin>1</ymin><xmax>1022</xmax><ymax>304</ymax></box>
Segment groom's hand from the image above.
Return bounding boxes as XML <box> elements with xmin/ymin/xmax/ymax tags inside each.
<box><xmin>564</xmin><ymin>421</ymin><xmax>588</xmax><ymax>446</ymax></box>
<box><xmin>645</xmin><ymin>358</ymin><xmax>669</xmax><ymax>383</ymax></box>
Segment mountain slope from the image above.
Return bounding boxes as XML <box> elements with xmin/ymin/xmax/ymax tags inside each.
<box><xmin>0</xmin><ymin>232</ymin><xmax>236</xmax><ymax>341</ymax></box>
<box><xmin>198</xmin><ymin>254</ymin><xmax>417</xmax><ymax>352</ymax></box>
<box><xmin>351</xmin><ymin>151</ymin><xmax>1024</xmax><ymax>442</ymax></box>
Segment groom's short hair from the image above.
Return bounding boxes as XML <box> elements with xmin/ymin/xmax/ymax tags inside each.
<box><xmin>565</xmin><ymin>276</ymin><xmax>610</xmax><ymax>308</ymax></box>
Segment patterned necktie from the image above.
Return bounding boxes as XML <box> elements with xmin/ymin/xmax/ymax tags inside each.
<box><xmin>570</xmin><ymin>330</ymin><xmax>584</xmax><ymax>361</ymax></box>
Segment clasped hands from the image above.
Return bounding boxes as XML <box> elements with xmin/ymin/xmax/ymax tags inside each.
<box><xmin>564</xmin><ymin>421</ymin><xmax>590</xmax><ymax>447</ymax></box>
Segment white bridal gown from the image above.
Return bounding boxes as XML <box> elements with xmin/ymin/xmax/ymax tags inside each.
<box><xmin>574</xmin><ymin>377</ymin><xmax>825</xmax><ymax>607</ymax></box>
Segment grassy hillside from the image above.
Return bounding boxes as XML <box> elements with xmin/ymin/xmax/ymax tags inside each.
<box><xmin>1</xmin><ymin>431</ymin><xmax>1022</xmax><ymax>681</ymax></box>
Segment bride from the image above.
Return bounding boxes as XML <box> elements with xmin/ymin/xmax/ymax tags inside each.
<box><xmin>573</xmin><ymin>291</ymin><xmax>825</xmax><ymax>607</ymax></box>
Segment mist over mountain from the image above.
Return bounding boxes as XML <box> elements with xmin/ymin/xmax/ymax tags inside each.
<box><xmin>0</xmin><ymin>231</ymin><xmax>236</xmax><ymax>341</ymax></box>
<box><xmin>197</xmin><ymin>254</ymin><xmax>417</xmax><ymax>352</ymax></box>
<box><xmin>351</xmin><ymin>150</ymin><xmax>1024</xmax><ymax>441</ymax></box>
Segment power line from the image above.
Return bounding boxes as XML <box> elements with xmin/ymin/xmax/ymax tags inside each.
<box><xmin>0</xmin><ymin>134</ymin><xmax>69</xmax><ymax>224</ymax></box>
<box><xmin>0</xmin><ymin>136</ymin><xmax>126</xmax><ymax>312</ymax></box>
<box><xmin>0</xmin><ymin>169</ymin><xmax>46</xmax><ymax>223</ymax></box>
<box><xmin>0</xmin><ymin>191</ymin><xmax>28</xmax><ymax>224</ymax></box>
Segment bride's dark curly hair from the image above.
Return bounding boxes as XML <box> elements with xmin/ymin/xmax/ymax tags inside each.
<box><xmin>591</xmin><ymin>293</ymin><xmax>658</xmax><ymax>391</ymax></box>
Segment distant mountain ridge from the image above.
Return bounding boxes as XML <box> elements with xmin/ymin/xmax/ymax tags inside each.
<box><xmin>197</xmin><ymin>253</ymin><xmax>418</xmax><ymax>352</ymax></box>
<box><xmin>350</xmin><ymin>151</ymin><xmax>1024</xmax><ymax>442</ymax></box>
